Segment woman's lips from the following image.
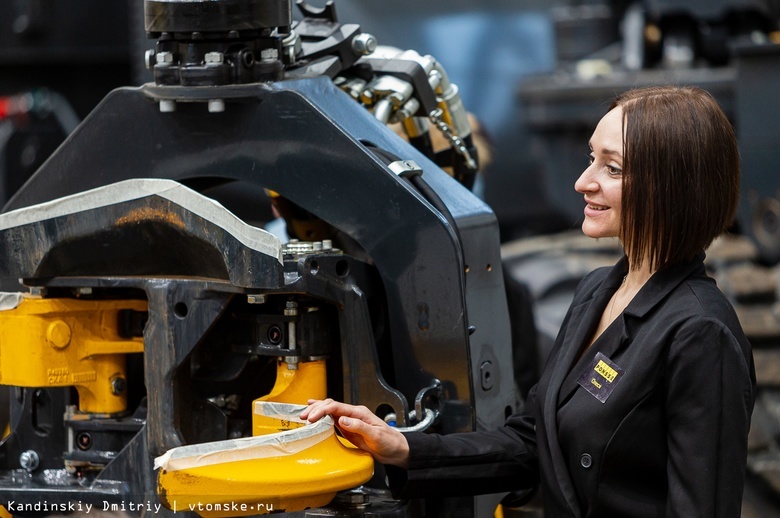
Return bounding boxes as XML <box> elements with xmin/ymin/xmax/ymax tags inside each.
<box><xmin>584</xmin><ymin>203</ymin><xmax>609</xmax><ymax>216</ymax></box>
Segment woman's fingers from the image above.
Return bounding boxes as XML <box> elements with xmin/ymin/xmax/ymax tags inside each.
<box><xmin>299</xmin><ymin>399</ymin><xmax>410</xmax><ymax>468</ymax></box>
<box><xmin>301</xmin><ymin>399</ymin><xmax>380</xmax><ymax>425</ymax></box>
<box><xmin>301</xmin><ymin>398</ymin><xmax>352</xmax><ymax>422</ymax></box>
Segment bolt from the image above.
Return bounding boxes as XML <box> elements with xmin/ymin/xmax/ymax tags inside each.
<box><xmin>284</xmin><ymin>301</ymin><xmax>299</xmax><ymax>370</ymax></box>
<box><xmin>76</xmin><ymin>287</ymin><xmax>92</xmax><ymax>296</ymax></box>
<box><xmin>110</xmin><ymin>377</ymin><xmax>127</xmax><ymax>395</ymax></box>
<box><xmin>19</xmin><ymin>450</ymin><xmax>40</xmax><ymax>472</ymax></box>
<box><xmin>322</xmin><ymin>239</ymin><xmax>333</xmax><ymax>250</ymax></box>
<box><xmin>208</xmin><ymin>99</ymin><xmax>225</xmax><ymax>113</ymax></box>
<box><xmin>284</xmin><ymin>300</ymin><xmax>298</xmax><ymax>317</ymax></box>
<box><xmin>352</xmin><ymin>33</ymin><xmax>378</xmax><ymax>56</ymax></box>
<box><xmin>159</xmin><ymin>99</ymin><xmax>176</xmax><ymax>113</ymax></box>
<box><xmin>46</xmin><ymin>320</ymin><xmax>72</xmax><ymax>349</ymax></box>
<box><xmin>156</xmin><ymin>51</ymin><xmax>174</xmax><ymax>64</ymax></box>
<box><xmin>343</xmin><ymin>493</ymin><xmax>369</xmax><ymax>505</ymax></box>
<box><xmin>247</xmin><ymin>294</ymin><xmax>266</xmax><ymax>305</ymax></box>
<box><xmin>336</xmin><ymin>489</ymin><xmax>369</xmax><ymax>509</ymax></box>
<box><xmin>260</xmin><ymin>48</ymin><xmax>279</xmax><ymax>62</ymax></box>
<box><xmin>29</xmin><ymin>286</ymin><xmax>47</xmax><ymax>297</ymax></box>
<box><xmin>204</xmin><ymin>52</ymin><xmax>224</xmax><ymax>65</ymax></box>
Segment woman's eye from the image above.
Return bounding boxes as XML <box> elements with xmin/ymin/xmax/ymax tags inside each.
<box><xmin>607</xmin><ymin>165</ymin><xmax>622</xmax><ymax>175</ymax></box>
<box><xmin>586</xmin><ymin>153</ymin><xmax>595</xmax><ymax>165</ymax></box>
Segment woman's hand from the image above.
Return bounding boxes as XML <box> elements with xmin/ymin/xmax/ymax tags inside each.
<box><xmin>300</xmin><ymin>398</ymin><xmax>410</xmax><ymax>468</ymax></box>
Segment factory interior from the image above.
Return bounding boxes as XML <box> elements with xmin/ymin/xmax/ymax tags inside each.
<box><xmin>1</xmin><ymin>1</ymin><xmax>780</xmax><ymax>516</ymax></box>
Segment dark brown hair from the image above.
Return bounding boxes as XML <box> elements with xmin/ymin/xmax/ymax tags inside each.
<box><xmin>611</xmin><ymin>85</ymin><xmax>739</xmax><ymax>271</ymax></box>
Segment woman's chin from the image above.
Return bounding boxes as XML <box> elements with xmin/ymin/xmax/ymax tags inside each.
<box><xmin>581</xmin><ymin>224</ymin><xmax>617</xmax><ymax>240</ymax></box>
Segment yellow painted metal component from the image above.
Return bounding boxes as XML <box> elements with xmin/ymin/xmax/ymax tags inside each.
<box><xmin>252</xmin><ymin>359</ymin><xmax>326</xmax><ymax>435</ymax></box>
<box><xmin>0</xmin><ymin>297</ymin><xmax>146</xmax><ymax>414</ymax></box>
<box><xmin>158</xmin><ymin>435</ymin><xmax>373</xmax><ymax>517</ymax></box>
<box><xmin>0</xmin><ymin>504</ymin><xmax>10</xmax><ymax>518</ymax></box>
<box><xmin>158</xmin><ymin>403</ymin><xmax>374</xmax><ymax>517</ymax></box>
<box><xmin>158</xmin><ymin>363</ymin><xmax>374</xmax><ymax>516</ymax></box>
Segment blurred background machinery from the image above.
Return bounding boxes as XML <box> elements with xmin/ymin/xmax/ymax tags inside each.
<box><xmin>2</xmin><ymin>0</ymin><xmax>780</xmax><ymax>517</ymax></box>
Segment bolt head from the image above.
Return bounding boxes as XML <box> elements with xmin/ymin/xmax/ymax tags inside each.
<box><xmin>19</xmin><ymin>450</ymin><xmax>40</xmax><ymax>471</ymax></box>
<box><xmin>156</xmin><ymin>51</ymin><xmax>174</xmax><ymax>64</ymax></box>
<box><xmin>204</xmin><ymin>52</ymin><xmax>224</xmax><ymax>65</ymax></box>
<box><xmin>159</xmin><ymin>99</ymin><xmax>176</xmax><ymax>113</ymax></box>
<box><xmin>260</xmin><ymin>48</ymin><xmax>279</xmax><ymax>62</ymax></box>
<box><xmin>207</xmin><ymin>99</ymin><xmax>226</xmax><ymax>113</ymax></box>
<box><xmin>46</xmin><ymin>320</ymin><xmax>72</xmax><ymax>349</ymax></box>
<box><xmin>247</xmin><ymin>294</ymin><xmax>266</xmax><ymax>305</ymax></box>
<box><xmin>29</xmin><ymin>286</ymin><xmax>47</xmax><ymax>297</ymax></box>
<box><xmin>352</xmin><ymin>33</ymin><xmax>378</xmax><ymax>55</ymax></box>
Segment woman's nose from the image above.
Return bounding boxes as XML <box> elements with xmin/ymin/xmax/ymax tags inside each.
<box><xmin>575</xmin><ymin>168</ymin><xmax>597</xmax><ymax>194</ymax></box>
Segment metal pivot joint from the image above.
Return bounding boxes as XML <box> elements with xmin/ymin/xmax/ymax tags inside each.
<box><xmin>385</xmin><ymin>379</ymin><xmax>442</xmax><ymax>433</ymax></box>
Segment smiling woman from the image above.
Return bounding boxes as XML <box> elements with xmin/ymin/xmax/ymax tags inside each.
<box><xmin>302</xmin><ymin>85</ymin><xmax>755</xmax><ymax>518</ymax></box>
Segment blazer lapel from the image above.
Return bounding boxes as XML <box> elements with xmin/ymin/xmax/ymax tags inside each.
<box><xmin>541</xmin><ymin>261</ymin><xmax>627</xmax><ymax>517</ymax></box>
<box><xmin>557</xmin><ymin>263</ymin><xmax>628</xmax><ymax>405</ymax></box>
<box><xmin>542</xmin><ymin>300</ymin><xmax>589</xmax><ymax>517</ymax></box>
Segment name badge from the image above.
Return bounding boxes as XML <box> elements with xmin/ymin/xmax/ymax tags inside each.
<box><xmin>577</xmin><ymin>352</ymin><xmax>624</xmax><ymax>403</ymax></box>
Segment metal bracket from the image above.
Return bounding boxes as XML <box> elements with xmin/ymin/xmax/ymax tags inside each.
<box><xmin>388</xmin><ymin>160</ymin><xmax>423</xmax><ymax>179</ymax></box>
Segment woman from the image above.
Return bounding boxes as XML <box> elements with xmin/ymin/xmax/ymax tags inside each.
<box><xmin>301</xmin><ymin>86</ymin><xmax>756</xmax><ymax>517</ymax></box>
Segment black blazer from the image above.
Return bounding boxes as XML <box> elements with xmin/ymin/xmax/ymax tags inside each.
<box><xmin>389</xmin><ymin>254</ymin><xmax>756</xmax><ymax>518</ymax></box>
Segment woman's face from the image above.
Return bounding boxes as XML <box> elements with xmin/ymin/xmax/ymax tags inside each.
<box><xmin>575</xmin><ymin>106</ymin><xmax>624</xmax><ymax>239</ymax></box>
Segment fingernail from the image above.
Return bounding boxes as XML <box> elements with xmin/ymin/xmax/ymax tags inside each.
<box><xmin>341</xmin><ymin>417</ymin><xmax>352</xmax><ymax>427</ymax></box>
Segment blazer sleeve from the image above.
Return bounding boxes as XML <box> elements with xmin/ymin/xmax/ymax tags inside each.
<box><xmin>386</xmin><ymin>385</ymin><xmax>541</xmax><ymax>499</ymax></box>
<box><xmin>383</xmin><ymin>271</ymin><xmax>599</xmax><ymax>500</ymax></box>
<box><xmin>664</xmin><ymin>317</ymin><xmax>755</xmax><ymax>518</ymax></box>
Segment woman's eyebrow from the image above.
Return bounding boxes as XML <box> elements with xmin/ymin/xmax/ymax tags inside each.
<box><xmin>601</xmin><ymin>148</ymin><xmax>622</xmax><ymax>158</ymax></box>
<box><xmin>588</xmin><ymin>142</ymin><xmax>622</xmax><ymax>158</ymax></box>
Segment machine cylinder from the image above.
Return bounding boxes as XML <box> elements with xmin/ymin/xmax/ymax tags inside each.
<box><xmin>144</xmin><ymin>0</ymin><xmax>292</xmax><ymax>34</ymax></box>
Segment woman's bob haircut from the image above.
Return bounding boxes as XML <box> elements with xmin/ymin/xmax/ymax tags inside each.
<box><xmin>611</xmin><ymin>85</ymin><xmax>740</xmax><ymax>271</ymax></box>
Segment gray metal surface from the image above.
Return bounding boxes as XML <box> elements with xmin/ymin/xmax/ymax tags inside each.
<box><xmin>0</xmin><ymin>56</ymin><xmax>512</xmax><ymax>518</ymax></box>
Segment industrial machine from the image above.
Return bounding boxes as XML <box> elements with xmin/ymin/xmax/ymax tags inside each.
<box><xmin>0</xmin><ymin>1</ymin><xmax>515</xmax><ymax>516</ymax></box>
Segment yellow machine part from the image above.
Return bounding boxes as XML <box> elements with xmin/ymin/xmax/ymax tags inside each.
<box><xmin>0</xmin><ymin>297</ymin><xmax>146</xmax><ymax>414</ymax></box>
<box><xmin>158</xmin><ymin>360</ymin><xmax>374</xmax><ymax>516</ymax></box>
<box><xmin>158</xmin><ymin>435</ymin><xmax>373</xmax><ymax>517</ymax></box>
<box><xmin>0</xmin><ymin>505</ymin><xmax>10</xmax><ymax>518</ymax></box>
<box><xmin>253</xmin><ymin>359</ymin><xmax>327</xmax><ymax>435</ymax></box>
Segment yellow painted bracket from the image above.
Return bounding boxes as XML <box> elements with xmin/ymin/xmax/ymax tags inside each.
<box><xmin>0</xmin><ymin>505</ymin><xmax>10</xmax><ymax>518</ymax></box>
<box><xmin>0</xmin><ymin>296</ymin><xmax>146</xmax><ymax>414</ymax></box>
<box><xmin>156</xmin><ymin>402</ymin><xmax>373</xmax><ymax>517</ymax></box>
